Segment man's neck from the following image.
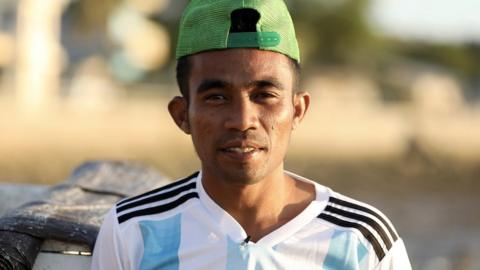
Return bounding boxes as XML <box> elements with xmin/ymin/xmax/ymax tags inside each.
<box><xmin>201</xmin><ymin>168</ymin><xmax>315</xmax><ymax>242</ymax></box>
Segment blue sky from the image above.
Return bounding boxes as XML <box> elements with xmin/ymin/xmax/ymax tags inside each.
<box><xmin>368</xmin><ymin>0</ymin><xmax>480</xmax><ymax>44</ymax></box>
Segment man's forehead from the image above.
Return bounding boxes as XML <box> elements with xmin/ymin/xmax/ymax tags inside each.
<box><xmin>187</xmin><ymin>49</ymin><xmax>293</xmax><ymax>93</ymax></box>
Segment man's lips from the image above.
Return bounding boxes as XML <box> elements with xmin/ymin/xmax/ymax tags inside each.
<box><xmin>218</xmin><ymin>141</ymin><xmax>267</xmax><ymax>154</ymax></box>
<box><xmin>221</xmin><ymin>147</ymin><xmax>260</xmax><ymax>154</ymax></box>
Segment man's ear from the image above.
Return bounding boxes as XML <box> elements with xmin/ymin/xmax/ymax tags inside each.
<box><xmin>292</xmin><ymin>91</ymin><xmax>310</xmax><ymax>130</ymax></box>
<box><xmin>168</xmin><ymin>96</ymin><xmax>191</xmax><ymax>134</ymax></box>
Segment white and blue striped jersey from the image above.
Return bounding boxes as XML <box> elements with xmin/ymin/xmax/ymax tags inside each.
<box><xmin>91</xmin><ymin>171</ymin><xmax>411</xmax><ymax>270</ymax></box>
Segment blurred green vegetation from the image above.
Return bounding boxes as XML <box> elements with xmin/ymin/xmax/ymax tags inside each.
<box><xmin>287</xmin><ymin>0</ymin><xmax>375</xmax><ymax>66</ymax></box>
<box><xmin>395</xmin><ymin>41</ymin><xmax>480</xmax><ymax>80</ymax></box>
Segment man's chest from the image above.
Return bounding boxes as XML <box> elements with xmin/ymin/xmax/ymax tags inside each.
<box><xmin>122</xmin><ymin>215</ymin><xmax>372</xmax><ymax>270</ymax></box>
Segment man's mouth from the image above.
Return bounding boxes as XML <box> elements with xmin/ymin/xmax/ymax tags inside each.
<box><xmin>222</xmin><ymin>147</ymin><xmax>257</xmax><ymax>154</ymax></box>
<box><xmin>218</xmin><ymin>141</ymin><xmax>267</xmax><ymax>159</ymax></box>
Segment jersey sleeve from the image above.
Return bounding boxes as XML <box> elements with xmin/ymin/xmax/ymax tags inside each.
<box><xmin>374</xmin><ymin>238</ymin><xmax>412</xmax><ymax>270</ymax></box>
<box><xmin>91</xmin><ymin>207</ymin><xmax>126</xmax><ymax>270</ymax></box>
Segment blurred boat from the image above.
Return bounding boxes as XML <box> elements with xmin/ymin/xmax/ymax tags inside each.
<box><xmin>0</xmin><ymin>161</ymin><xmax>170</xmax><ymax>270</ymax></box>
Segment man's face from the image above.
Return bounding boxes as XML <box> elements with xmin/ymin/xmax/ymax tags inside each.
<box><xmin>170</xmin><ymin>49</ymin><xmax>309</xmax><ymax>184</ymax></box>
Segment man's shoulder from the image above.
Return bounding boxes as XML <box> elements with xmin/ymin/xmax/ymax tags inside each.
<box><xmin>112</xmin><ymin>171</ymin><xmax>200</xmax><ymax>225</ymax></box>
<box><xmin>317</xmin><ymin>189</ymin><xmax>400</xmax><ymax>261</ymax></box>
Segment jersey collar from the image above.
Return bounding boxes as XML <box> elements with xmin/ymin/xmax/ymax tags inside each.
<box><xmin>196</xmin><ymin>170</ymin><xmax>330</xmax><ymax>247</ymax></box>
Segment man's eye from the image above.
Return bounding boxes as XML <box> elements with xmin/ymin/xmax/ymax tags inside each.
<box><xmin>205</xmin><ymin>94</ymin><xmax>226</xmax><ymax>102</ymax></box>
<box><xmin>253</xmin><ymin>92</ymin><xmax>277</xmax><ymax>100</ymax></box>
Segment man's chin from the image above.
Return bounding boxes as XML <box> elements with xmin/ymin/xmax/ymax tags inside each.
<box><xmin>217</xmin><ymin>166</ymin><xmax>267</xmax><ymax>186</ymax></box>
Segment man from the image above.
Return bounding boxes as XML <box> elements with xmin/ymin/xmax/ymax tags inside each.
<box><xmin>92</xmin><ymin>0</ymin><xmax>412</xmax><ymax>269</ymax></box>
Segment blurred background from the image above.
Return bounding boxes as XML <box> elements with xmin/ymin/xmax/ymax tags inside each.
<box><xmin>0</xmin><ymin>0</ymin><xmax>479</xmax><ymax>269</ymax></box>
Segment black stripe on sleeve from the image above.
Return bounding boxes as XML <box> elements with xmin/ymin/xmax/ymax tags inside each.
<box><xmin>116</xmin><ymin>181</ymin><xmax>197</xmax><ymax>214</ymax></box>
<box><xmin>117</xmin><ymin>171</ymin><xmax>199</xmax><ymax>207</ymax></box>
<box><xmin>325</xmin><ymin>205</ymin><xmax>392</xmax><ymax>249</ymax></box>
<box><xmin>117</xmin><ymin>192</ymin><xmax>199</xmax><ymax>224</ymax></box>
<box><xmin>329</xmin><ymin>197</ymin><xmax>398</xmax><ymax>241</ymax></box>
<box><xmin>318</xmin><ymin>213</ymin><xmax>386</xmax><ymax>260</ymax></box>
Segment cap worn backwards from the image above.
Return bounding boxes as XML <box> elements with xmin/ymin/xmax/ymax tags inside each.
<box><xmin>176</xmin><ymin>0</ymin><xmax>300</xmax><ymax>63</ymax></box>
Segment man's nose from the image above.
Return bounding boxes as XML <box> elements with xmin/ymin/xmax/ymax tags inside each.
<box><xmin>224</xmin><ymin>97</ymin><xmax>259</xmax><ymax>131</ymax></box>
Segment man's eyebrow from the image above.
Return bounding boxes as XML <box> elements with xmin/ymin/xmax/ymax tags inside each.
<box><xmin>196</xmin><ymin>77</ymin><xmax>285</xmax><ymax>94</ymax></box>
<box><xmin>196</xmin><ymin>79</ymin><xmax>230</xmax><ymax>94</ymax></box>
<box><xmin>246</xmin><ymin>77</ymin><xmax>285</xmax><ymax>90</ymax></box>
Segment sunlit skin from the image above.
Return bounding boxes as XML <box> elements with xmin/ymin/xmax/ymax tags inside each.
<box><xmin>169</xmin><ymin>49</ymin><xmax>314</xmax><ymax>241</ymax></box>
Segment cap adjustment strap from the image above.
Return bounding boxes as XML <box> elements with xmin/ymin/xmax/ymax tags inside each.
<box><xmin>227</xmin><ymin>32</ymin><xmax>281</xmax><ymax>48</ymax></box>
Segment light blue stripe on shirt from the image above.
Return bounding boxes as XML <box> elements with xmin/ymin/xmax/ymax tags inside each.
<box><xmin>323</xmin><ymin>230</ymin><xmax>369</xmax><ymax>270</ymax></box>
<box><xmin>226</xmin><ymin>237</ymin><xmax>276</xmax><ymax>270</ymax></box>
<box><xmin>226</xmin><ymin>236</ymin><xmax>250</xmax><ymax>270</ymax></box>
<box><xmin>139</xmin><ymin>214</ymin><xmax>182</xmax><ymax>270</ymax></box>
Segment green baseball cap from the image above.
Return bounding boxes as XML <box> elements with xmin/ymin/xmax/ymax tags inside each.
<box><xmin>176</xmin><ymin>0</ymin><xmax>300</xmax><ymax>63</ymax></box>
